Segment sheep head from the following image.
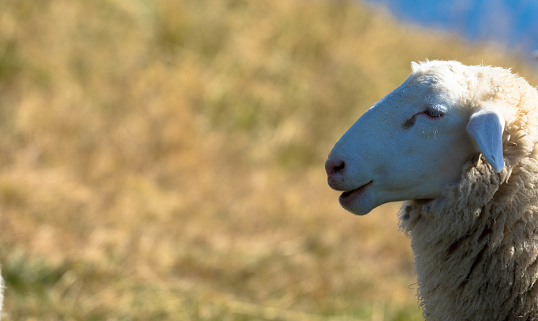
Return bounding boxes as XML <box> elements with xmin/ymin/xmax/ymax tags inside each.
<box><xmin>326</xmin><ymin>61</ymin><xmax>506</xmax><ymax>215</ymax></box>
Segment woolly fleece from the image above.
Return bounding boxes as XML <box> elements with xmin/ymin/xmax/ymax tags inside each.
<box><xmin>400</xmin><ymin>62</ymin><xmax>538</xmax><ymax>321</ymax></box>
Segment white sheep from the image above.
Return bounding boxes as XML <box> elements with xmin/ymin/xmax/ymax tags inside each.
<box><xmin>326</xmin><ymin>60</ymin><xmax>538</xmax><ymax>320</ymax></box>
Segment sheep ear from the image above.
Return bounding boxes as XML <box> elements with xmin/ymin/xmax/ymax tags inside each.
<box><xmin>466</xmin><ymin>110</ymin><xmax>505</xmax><ymax>173</ymax></box>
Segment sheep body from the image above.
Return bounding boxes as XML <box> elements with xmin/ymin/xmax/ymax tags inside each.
<box><xmin>326</xmin><ymin>61</ymin><xmax>538</xmax><ymax>320</ymax></box>
<box><xmin>401</xmin><ymin>63</ymin><xmax>538</xmax><ymax>320</ymax></box>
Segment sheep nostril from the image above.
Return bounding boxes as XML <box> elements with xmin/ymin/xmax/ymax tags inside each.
<box><xmin>333</xmin><ymin>161</ymin><xmax>345</xmax><ymax>173</ymax></box>
<box><xmin>325</xmin><ymin>159</ymin><xmax>346</xmax><ymax>176</ymax></box>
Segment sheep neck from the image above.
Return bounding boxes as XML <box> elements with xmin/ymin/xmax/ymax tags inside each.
<box><xmin>400</xmin><ymin>152</ymin><xmax>538</xmax><ymax>321</ymax></box>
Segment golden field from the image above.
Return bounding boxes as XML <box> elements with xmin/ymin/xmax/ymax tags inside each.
<box><xmin>0</xmin><ymin>0</ymin><xmax>537</xmax><ymax>320</ymax></box>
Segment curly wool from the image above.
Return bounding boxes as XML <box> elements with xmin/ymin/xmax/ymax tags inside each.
<box><xmin>400</xmin><ymin>65</ymin><xmax>538</xmax><ymax>321</ymax></box>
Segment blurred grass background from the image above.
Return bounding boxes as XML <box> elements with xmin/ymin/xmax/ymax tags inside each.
<box><xmin>0</xmin><ymin>0</ymin><xmax>537</xmax><ymax>320</ymax></box>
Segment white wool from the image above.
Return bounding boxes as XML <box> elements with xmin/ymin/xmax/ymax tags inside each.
<box><xmin>327</xmin><ymin>60</ymin><xmax>538</xmax><ymax>320</ymax></box>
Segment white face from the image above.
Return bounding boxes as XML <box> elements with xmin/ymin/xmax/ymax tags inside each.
<box><xmin>326</xmin><ymin>72</ymin><xmax>476</xmax><ymax>215</ymax></box>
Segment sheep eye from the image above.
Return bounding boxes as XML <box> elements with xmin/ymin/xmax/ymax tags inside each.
<box><xmin>424</xmin><ymin>108</ymin><xmax>444</xmax><ymax>118</ymax></box>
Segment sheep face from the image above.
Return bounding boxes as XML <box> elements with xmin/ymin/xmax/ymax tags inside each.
<box><xmin>326</xmin><ymin>61</ymin><xmax>504</xmax><ymax>215</ymax></box>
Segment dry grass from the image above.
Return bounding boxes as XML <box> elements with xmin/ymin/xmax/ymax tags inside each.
<box><xmin>0</xmin><ymin>0</ymin><xmax>537</xmax><ymax>320</ymax></box>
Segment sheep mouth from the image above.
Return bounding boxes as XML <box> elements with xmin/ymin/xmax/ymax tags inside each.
<box><xmin>340</xmin><ymin>181</ymin><xmax>373</xmax><ymax>200</ymax></box>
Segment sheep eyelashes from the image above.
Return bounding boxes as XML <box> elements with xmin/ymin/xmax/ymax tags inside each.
<box><xmin>327</xmin><ymin>60</ymin><xmax>538</xmax><ymax>320</ymax></box>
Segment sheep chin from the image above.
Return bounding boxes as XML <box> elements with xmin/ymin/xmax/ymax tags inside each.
<box><xmin>339</xmin><ymin>180</ymin><xmax>374</xmax><ymax>215</ymax></box>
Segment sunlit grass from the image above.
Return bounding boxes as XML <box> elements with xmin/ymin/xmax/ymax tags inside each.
<box><xmin>0</xmin><ymin>0</ymin><xmax>537</xmax><ymax>320</ymax></box>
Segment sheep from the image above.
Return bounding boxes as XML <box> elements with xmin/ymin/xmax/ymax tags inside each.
<box><xmin>325</xmin><ymin>60</ymin><xmax>538</xmax><ymax>320</ymax></box>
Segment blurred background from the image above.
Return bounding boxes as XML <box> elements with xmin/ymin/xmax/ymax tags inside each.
<box><xmin>367</xmin><ymin>0</ymin><xmax>538</xmax><ymax>58</ymax></box>
<box><xmin>0</xmin><ymin>0</ymin><xmax>537</xmax><ymax>320</ymax></box>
